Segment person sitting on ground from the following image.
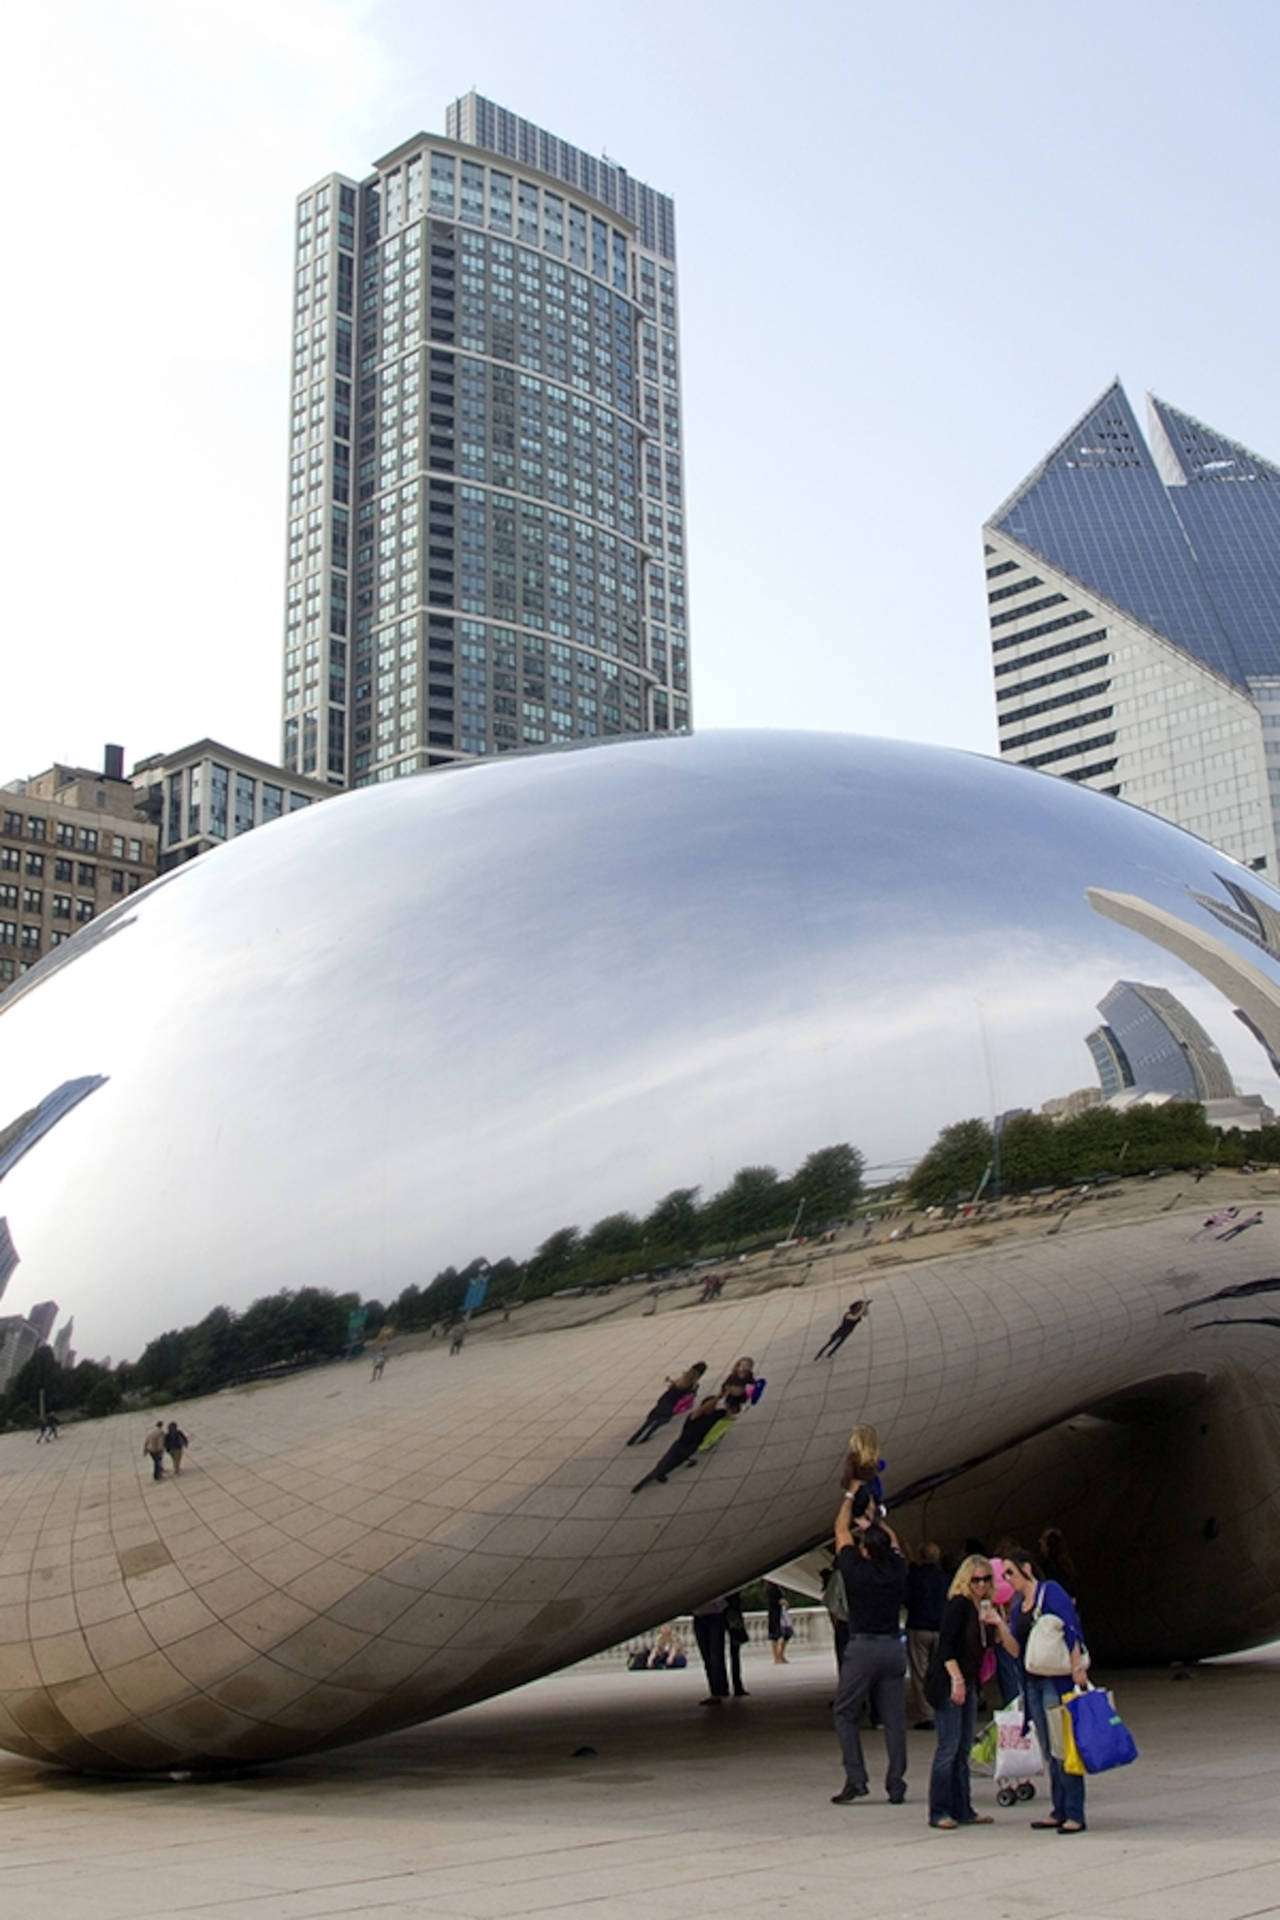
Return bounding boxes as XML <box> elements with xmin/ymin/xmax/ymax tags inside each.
<box><xmin>647</xmin><ymin>1622</ymin><xmax>687</xmax><ymax>1668</ymax></box>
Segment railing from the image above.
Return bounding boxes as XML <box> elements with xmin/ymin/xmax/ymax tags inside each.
<box><xmin>573</xmin><ymin>1605</ymin><xmax>835</xmax><ymax>1671</ymax></box>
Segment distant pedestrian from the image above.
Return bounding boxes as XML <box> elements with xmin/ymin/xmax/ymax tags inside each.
<box><xmin>905</xmin><ymin>1543</ymin><xmax>946</xmax><ymax>1729</ymax></box>
<box><xmin>821</xmin><ymin>1557</ymin><xmax>849</xmax><ymax>1676</ymax></box>
<box><xmin>626</xmin><ymin>1361</ymin><xmax>707</xmax><ymax>1445</ymax></box>
<box><xmin>691</xmin><ymin>1596</ymin><xmax>731</xmax><ymax>1704</ymax></box>
<box><xmin>766</xmin><ymin>1580</ymin><xmax>792</xmax><ymax>1664</ymax></box>
<box><xmin>164</xmin><ymin>1421</ymin><xmax>189</xmax><ymax>1476</ymax></box>
<box><xmin>725</xmin><ymin>1591</ymin><xmax>750</xmax><ymax>1696</ymax></box>
<box><xmin>815</xmin><ymin>1299</ymin><xmax>868</xmax><ymax>1360</ymax></box>
<box><xmin>370</xmin><ymin>1332</ymin><xmax>391</xmax><ymax>1382</ymax></box>
<box><xmin>143</xmin><ymin>1422</ymin><xmax>166</xmax><ymax>1481</ymax></box>
<box><xmin>449</xmin><ymin>1324</ymin><xmax>466</xmax><ymax>1356</ymax></box>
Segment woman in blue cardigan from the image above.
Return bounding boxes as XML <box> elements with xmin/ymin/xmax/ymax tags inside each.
<box><xmin>1004</xmin><ymin>1549</ymin><xmax>1090</xmax><ymax>1834</ymax></box>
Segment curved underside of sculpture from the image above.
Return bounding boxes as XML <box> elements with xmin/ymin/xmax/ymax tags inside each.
<box><xmin>0</xmin><ymin>729</ymin><xmax>1279</xmax><ymax>1771</ymax></box>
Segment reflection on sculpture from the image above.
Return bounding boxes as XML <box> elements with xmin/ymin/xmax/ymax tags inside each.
<box><xmin>1</xmin><ymin>729</ymin><xmax>1280</xmax><ymax>1773</ymax></box>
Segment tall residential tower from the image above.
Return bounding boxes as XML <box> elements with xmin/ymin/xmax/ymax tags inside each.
<box><xmin>283</xmin><ymin>92</ymin><xmax>689</xmax><ymax>787</ymax></box>
<box><xmin>984</xmin><ymin>381</ymin><xmax>1280</xmax><ymax>871</ymax></box>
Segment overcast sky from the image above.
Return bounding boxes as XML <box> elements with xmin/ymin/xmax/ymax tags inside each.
<box><xmin>3</xmin><ymin>0</ymin><xmax>1278</xmax><ymax>783</ymax></box>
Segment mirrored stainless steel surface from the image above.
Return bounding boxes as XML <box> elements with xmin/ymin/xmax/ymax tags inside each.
<box><xmin>1</xmin><ymin>729</ymin><xmax>1279</xmax><ymax>1771</ymax></box>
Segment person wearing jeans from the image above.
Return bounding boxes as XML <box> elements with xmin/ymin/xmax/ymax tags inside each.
<box><xmin>1004</xmin><ymin>1550</ymin><xmax>1090</xmax><ymax>1834</ymax></box>
<box><xmin>1024</xmin><ymin>1672</ymin><xmax>1086</xmax><ymax>1831</ymax></box>
<box><xmin>927</xmin><ymin>1554</ymin><xmax>1010</xmax><ymax>1828</ymax></box>
<box><xmin>142</xmin><ymin>1422</ymin><xmax>166</xmax><ymax>1481</ymax></box>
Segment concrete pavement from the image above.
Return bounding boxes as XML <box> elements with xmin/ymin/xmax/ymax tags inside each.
<box><xmin>1</xmin><ymin>1643</ymin><xmax>1277</xmax><ymax>1919</ymax></box>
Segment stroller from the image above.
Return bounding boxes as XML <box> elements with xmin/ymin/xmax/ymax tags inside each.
<box><xmin>971</xmin><ymin>1702</ymin><xmax>1043</xmax><ymax>1808</ymax></box>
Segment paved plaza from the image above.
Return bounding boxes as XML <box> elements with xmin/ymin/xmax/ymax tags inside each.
<box><xmin>0</xmin><ymin>1642</ymin><xmax>1277</xmax><ymax>1920</ymax></box>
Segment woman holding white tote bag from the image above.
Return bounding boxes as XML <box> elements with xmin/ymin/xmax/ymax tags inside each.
<box><xmin>1004</xmin><ymin>1549</ymin><xmax>1091</xmax><ymax>1834</ymax></box>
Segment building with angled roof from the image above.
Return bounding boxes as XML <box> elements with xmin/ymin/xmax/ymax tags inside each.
<box><xmin>984</xmin><ymin>382</ymin><xmax>1280</xmax><ymax>871</ymax></box>
<box><xmin>283</xmin><ymin>90</ymin><xmax>689</xmax><ymax>788</ymax></box>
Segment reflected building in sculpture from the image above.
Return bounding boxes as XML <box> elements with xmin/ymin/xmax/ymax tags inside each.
<box><xmin>1087</xmin><ymin>980</ymin><xmax>1235</xmax><ymax>1104</ymax></box>
<box><xmin>284</xmin><ymin>90</ymin><xmax>689</xmax><ymax>787</ymax></box>
<box><xmin>985</xmin><ymin>381</ymin><xmax>1280</xmax><ymax>871</ymax></box>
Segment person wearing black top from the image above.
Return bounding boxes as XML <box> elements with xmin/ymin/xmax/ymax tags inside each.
<box><xmin>830</xmin><ymin>1505</ymin><xmax>908</xmax><ymax>1806</ymax></box>
<box><xmin>905</xmin><ymin>1542</ymin><xmax>947</xmax><ymax>1728</ymax></box>
<box><xmin>630</xmin><ymin>1396</ymin><xmax>721</xmax><ymax>1493</ymax></box>
<box><xmin>926</xmin><ymin>1554</ymin><xmax>1017</xmax><ymax>1829</ymax></box>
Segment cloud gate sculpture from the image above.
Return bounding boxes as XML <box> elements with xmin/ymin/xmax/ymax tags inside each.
<box><xmin>2</xmin><ymin>729</ymin><xmax>1280</xmax><ymax>1772</ymax></box>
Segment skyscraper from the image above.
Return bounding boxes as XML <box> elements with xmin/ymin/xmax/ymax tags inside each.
<box><xmin>984</xmin><ymin>381</ymin><xmax>1280</xmax><ymax>871</ymax></box>
<box><xmin>283</xmin><ymin>91</ymin><xmax>689</xmax><ymax>788</ymax></box>
<box><xmin>1086</xmin><ymin>980</ymin><xmax>1235</xmax><ymax>1104</ymax></box>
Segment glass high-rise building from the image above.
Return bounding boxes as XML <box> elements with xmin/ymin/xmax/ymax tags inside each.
<box><xmin>282</xmin><ymin>92</ymin><xmax>689</xmax><ymax>787</ymax></box>
<box><xmin>984</xmin><ymin>381</ymin><xmax>1280</xmax><ymax>871</ymax></box>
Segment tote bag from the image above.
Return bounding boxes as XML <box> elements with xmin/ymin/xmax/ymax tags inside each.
<box><xmin>1066</xmin><ymin>1687</ymin><xmax>1139</xmax><ymax>1774</ymax></box>
<box><xmin>1025</xmin><ymin>1588</ymin><xmax>1089</xmax><ymax>1677</ymax></box>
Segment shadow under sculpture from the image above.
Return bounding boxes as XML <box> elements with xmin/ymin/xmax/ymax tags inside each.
<box><xmin>0</xmin><ymin>729</ymin><xmax>1277</xmax><ymax>1773</ymax></box>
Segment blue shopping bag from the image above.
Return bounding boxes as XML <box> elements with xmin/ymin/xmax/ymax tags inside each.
<box><xmin>1065</xmin><ymin>1686</ymin><xmax>1138</xmax><ymax>1773</ymax></box>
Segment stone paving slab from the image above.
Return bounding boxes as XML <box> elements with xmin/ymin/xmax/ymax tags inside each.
<box><xmin>1</xmin><ymin>1645</ymin><xmax>1278</xmax><ymax>1920</ymax></box>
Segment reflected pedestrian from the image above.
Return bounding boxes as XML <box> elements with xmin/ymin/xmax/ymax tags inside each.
<box><xmin>630</xmin><ymin>1395</ymin><xmax>721</xmax><ymax>1491</ymax></box>
<box><xmin>626</xmin><ymin>1361</ymin><xmax>707</xmax><ymax>1445</ymax></box>
<box><xmin>163</xmin><ymin>1421</ymin><xmax>189</xmax><ymax>1476</ymax></box>
<box><xmin>719</xmin><ymin>1356</ymin><xmax>758</xmax><ymax>1413</ymax></box>
<box><xmin>815</xmin><ymin>1298</ymin><xmax>869</xmax><ymax>1360</ymax></box>
<box><xmin>143</xmin><ymin>1422</ymin><xmax>166</xmax><ymax>1481</ymax></box>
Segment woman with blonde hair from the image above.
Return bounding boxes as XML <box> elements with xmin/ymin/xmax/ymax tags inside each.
<box><xmin>840</xmin><ymin>1423</ymin><xmax>883</xmax><ymax>1520</ymax></box>
<box><xmin>925</xmin><ymin>1554</ymin><xmax>1018</xmax><ymax>1829</ymax></box>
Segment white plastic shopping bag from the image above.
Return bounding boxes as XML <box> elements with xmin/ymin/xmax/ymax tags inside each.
<box><xmin>993</xmin><ymin>1703</ymin><xmax>1044</xmax><ymax>1782</ymax></box>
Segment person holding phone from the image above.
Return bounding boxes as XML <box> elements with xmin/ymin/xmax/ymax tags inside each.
<box><xmin>927</xmin><ymin>1555</ymin><xmax>1018</xmax><ymax>1829</ymax></box>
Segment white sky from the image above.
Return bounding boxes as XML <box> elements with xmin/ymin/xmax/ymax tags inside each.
<box><xmin>3</xmin><ymin>0</ymin><xmax>1279</xmax><ymax>781</ymax></box>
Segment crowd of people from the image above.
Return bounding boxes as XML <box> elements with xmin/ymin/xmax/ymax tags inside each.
<box><xmin>823</xmin><ymin>1436</ymin><xmax>1091</xmax><ymax>1833</ymax></box>
<box><xmin>622</xmin><ymin>1354</ymin><xmax>1098</xmax><ymax>1834</ymax></box>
